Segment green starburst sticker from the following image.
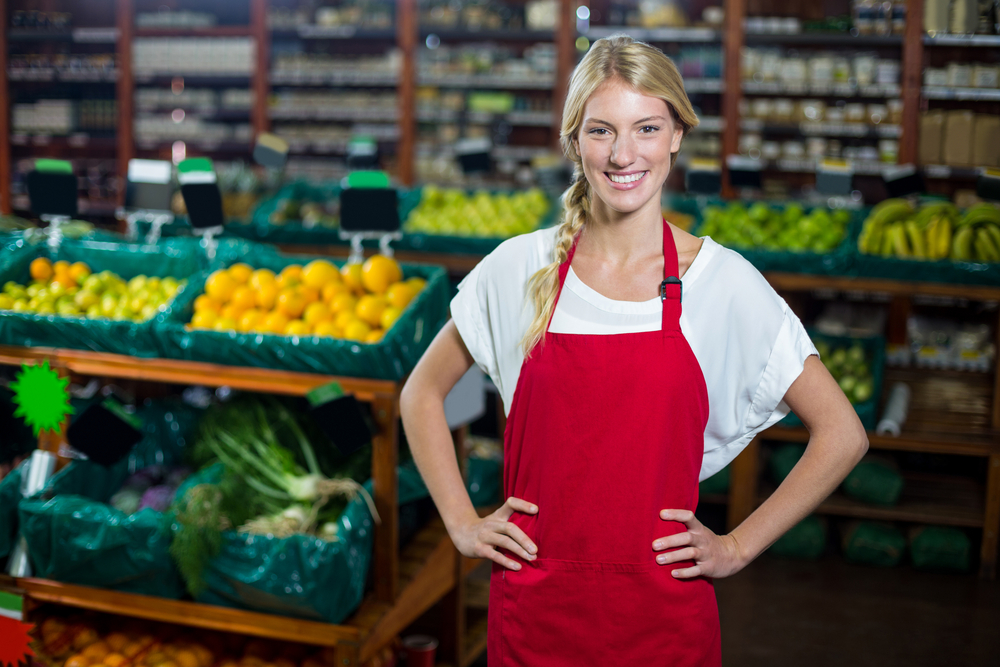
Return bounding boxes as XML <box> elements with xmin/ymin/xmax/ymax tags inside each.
<box><xmin>10</xmin><ymin>360</ymin><xmax>73</xmax><ymax>436</ymax></box>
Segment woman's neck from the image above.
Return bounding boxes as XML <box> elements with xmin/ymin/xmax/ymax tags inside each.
<box><xmin>579</xmin><ymin>195</ymin><xmax>663</xmax><ymax>265</ymax></box>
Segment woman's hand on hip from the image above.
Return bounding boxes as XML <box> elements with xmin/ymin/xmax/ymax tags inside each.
<box><xmin>653</xmin><ymin>509</ymin><xmax>746</xmax><ymax>579</ymax></box>
<box><xmin>450</xmin><ymin>496</ymin><xmax>539</xmax><ymax>570</ymax></box>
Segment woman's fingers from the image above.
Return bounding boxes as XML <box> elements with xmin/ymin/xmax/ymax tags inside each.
<box><xmin>474</xmin><ymin>542</ymin><xmax>523</xmax><ymax>570</ymax></box>
<box><xmin>652</xmin><ymin>531</ymin><xmax>692</xmax><ymax>551</ymax></box>
<box><xmin>482</xmin><ymin>531</ymin><xmax>537</xmax><ymax>561</ymax></box>
<box><xmin>655</xmin><ymin>545</ymin><xmax>698</xmax><ymax>565</ymax></box>
<box><xmin>495</xmin><ymin>496</ymin><xmax>538</xmax><ymax>519</ymax></box>
<box><xmin>493</xmin><ymin>519</ymin><xmax>538</xmax><ymax>555</ymax></box>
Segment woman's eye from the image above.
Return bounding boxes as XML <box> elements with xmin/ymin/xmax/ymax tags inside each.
<box><xmin>639</xmin><ymin>125</ymin><xmax>660</xmax><ymax>134</ymax></box>
<box><xmin>588</xmin><ymin>128</ymin><xmax>609</xmax><ymax>135</ymax></box>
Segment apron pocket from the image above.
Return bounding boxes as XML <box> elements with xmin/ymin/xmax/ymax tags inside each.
<box><xmin>500</xmin><ymin>557</ymin><xmax>720</xmax><ymax>667</ymax></box>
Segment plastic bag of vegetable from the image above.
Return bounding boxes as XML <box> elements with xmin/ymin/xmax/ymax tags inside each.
<box><xmin>842</xmin><ymin>454</ymin><xmax>904</xmax><ymax>506</ymax></box>
<box><xmin>909</xmin><ymin>525</ymin><xmax>971</xmax><ymax>572</ymax></box>
<box><xmin>16</xmin><ymin>399</ymin><xmax>202</xmax><ymax>597</ymax></box>
<box><xmin>768</xmin><ymin>515</ymin><xmax>827</xmax><ymax>560</ymax></box>
<box><xmin>841</xmin><ymin>520</ymin><xmax>906</xmax><ymax>567</ymax></box>
<box><xmin>0</xmin><ymin>460</ymin><xmax>28</xmax><ymax>560</ymax></box>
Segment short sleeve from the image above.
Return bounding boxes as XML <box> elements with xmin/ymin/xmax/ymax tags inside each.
<box><xmin>450</xmin><ymin>259</ymin><xmax>502</xmax><ymax>391</ymax></box>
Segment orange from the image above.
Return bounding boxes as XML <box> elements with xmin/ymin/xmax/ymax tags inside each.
<box><xmin>230</xmin><ymin>286</ymin><xmax>256</xmax><ymax>310</ymax></box>
<box><xmin>213</xmin><ymin>317</ymin><xmax>237</xmax><ymax>331</ymax></box>
<box><xmin>69</xmin><ymin>262</ymin><xmax>91</xmax><ymax>284</ymax></box>
<box><xmin>220</xmin><ymin>303</ymin><xmax>246</xmax><ymax>322</ymax></box>
<box><xmin>364</xmin><ymin>329</ymin><xmax>384</xmax><ymax>344</ymax></box>
<box><xmin>302</xmin><ymin>260</ymin><xmax>340</xmax><ymax>289</ymax></box>
<box><xmin>255</xmin><ymin>282</ymin><xmax>278</xmax><ymax>310</ymax></box>
<box><xmin>303</xmin><ymin>302</ymin><xmax>332</xmax><ymax>326</ymax></box>
<box><xmin>355</xmin><ymin>295</ymin><xmax>387</xmax><ymax>327</ymax></box>
<box><xmin>261</xmin><ymin>312</ymin><xmax>289</xmax><ymax>334</ymax></box>
<box><xmin>250</xmin><ymin>268</ymin><xmax>276</xmax><ymax>290</ymax></box>
<box><xmin>65</xmin><ymin>656</ymin><xmax>90</xmax><ymax>667</ymax></box>
<box><xmin>189</xmin><ymin>646</ymin><xmax>213</xmax><ymax>667</ymax></box>
<box><xmin>174</xmin><ymin>650</ymin><xmax>200</xmax><ymax>667</ymax></box>
<box><xmin>205</xmin><ymin>270</ymin><xmax>237</xmax><ymax>302</ymax></box>
<box><xmin>238</xmin><ymin>309</ymin><xmax>262</xmax><ymax>332</ymax></box>
<box><xmin>104</xmin><ymin>654</ymin><xmax>127</xmax><ymax>667</ymax></box>
<box><xmin>385</xmin><ymin>282</ymin><xmax>415</xmax><ymax>309</ymax></box>
<box><xmin>121</xmin><ymin>643</ymin><xmax>144</xmax><ymax>659</ymax></box>
<box><xmin>329</xmin><ymin>292</ymin><xmax>357</xmax><ymax>315</ymax></box>
<box><xmin>284</xmin><ymin>320</ymin><xmax>311</xmax><ymax>336</ymax></box>
<box><xmin>406</xmin><ymin>276</ymin><xmax>427</xmax><ymax>292</ymax></box>
<box><xmin>53</xmin><ymin>260</ymin><xmax>71</xmax><ymax>277</ymax></box>
<box><xmin>193</xmin><ymin>294</ymin><xmax>222</xmax><ymax>313</ymax></box>
<box><xmin>277</xmin><ymin>264</ymin><xmax>303</xmax><ymax>289</ymax></box>
<box><xmin>340</xmin><ymin>263</ymin><xmax>364</xmax><ymax>291</ymax></box>
<box><xmin>334</xmin><ymin>311</ymin><xmax>357</xmax><ymax>329</ymax></box>
<box><xmin>190</xmin><ymin>311</ymin><xmax>217</xmax><ymax>329</ymax></box>
<box><xmin>105</xmin><ymin>634</ymin><xmax>129</xmax><ymax>653</ymax></box>
<box><xmin>321</xmin><ymin>282</ymin><xmax>348</xmax><ymax>303</ymax></box>
<box><xmin>30</xmin><ymin>257</ymin><xmax>53</xmax><ymax>282</ymax></box>
<box><xmin>313</xmin><ymin>321</ymin><xmax>339</xmax><ymax>337</ymax></box>
<box><xmin>82</xmin><ymin>642</ymin><xmax>111</xmax><ymax>662</ymax></box>
<box><xmin>276</xmin><ymin>289</ymin><xmax>306</xmax><ymax>319</ymax></box>
<box><xmin>361</xmin><ymin>255</ymin><xmax>402</xmax><ymax>294</ymax></box>
<box><xmin>380</xmin><ymin>306</ymin><xmax>402</xmax><ymax>330</ymax></box>
<box><xmin>71</xmin><ymin>626</ymin><xmax>99</xmax><ymax>650</ymax></box>
<box><xmin>228</xmin><ymin>263</ymin><xmax>253</xmax><ymax>284</ymax></box>
<box><xmin>297</xmin><ymin>285</ymin><xmax>320</xmax><ymax>304</ymax></box>
<box><xmin>343</xmin><ymin>319</ymin><xmax>372</xmax><ymax>341</ymax></box>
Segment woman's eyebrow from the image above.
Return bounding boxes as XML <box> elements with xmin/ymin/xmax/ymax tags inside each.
<box><xmin>583</xmin><ymin>118</ymin><xmax>613</xmax><ymax>126</ymax></box>
<box><xmin>633</xmin><ymin>115</ymin><xmax>667</xmax><ymax>124</ymax></box>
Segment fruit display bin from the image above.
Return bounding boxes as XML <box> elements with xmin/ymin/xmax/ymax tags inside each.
<box><xmin>0</xmin><ymin>238</ymin><xmax>231</xmax><ymax>357</ymax></box>
<box><xmin>780</xmin><ymin>331</ymin><xmax>885</xmax><ymax>431</ymax></box>
<box><xmin>679</xmin><ymin>196</ymin><xmax>865</xmax><ymax>277</ymax></box>
<box><xmin>852</xmin><ymin>252</ymin><xmax>1000</xmax><ymax>287</ymax></box>
<box><xmin>152</xmin><ymin>243</ymin><xmax>450</xmax><ymax>380</ymax></box>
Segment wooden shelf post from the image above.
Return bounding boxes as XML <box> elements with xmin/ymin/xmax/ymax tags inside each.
<box><xmin>371</xmin><ymin>391</ymin><xmax>401</xmax><ymax>602</ymax></box>
<box><xmin>397</xmin><ymin>0</ymin><xmax>417</xmax><ymax>186</ymax></box>
<box><xmin>116</xmin><ymin>0</ymin><xmax>135</xmax><ymax>209</ymax></box>
<box><xmin>899</xmin><ymin>0</ymin><xmax>924</xmax><ymax>165</ymax></box>
<box><xmin>251</xmin><ymin>0</ymin><xmax>270</xmax><ymax>138</ymax></box>
<box><xmin>0</xmin><ymin>0</ymin><xmax>10</xmax><ymax>215</ymax></box>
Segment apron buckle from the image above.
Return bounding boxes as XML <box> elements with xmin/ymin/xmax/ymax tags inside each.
<box><xmin>660</xmin><ymin>276</ymin><xmax>682</xmax><ymax>302</ymax></box>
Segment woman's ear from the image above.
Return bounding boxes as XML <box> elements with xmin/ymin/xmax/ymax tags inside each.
<box><xmin>670</xmin><ymin>125</ymin><xmax>684</xmax><ymax>153</ymax></box>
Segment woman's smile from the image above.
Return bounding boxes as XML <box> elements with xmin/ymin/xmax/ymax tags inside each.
<box><xmin>605</xmin><ymin>170</ymin><xmax>649</xmax><ymax>189</ymax></box>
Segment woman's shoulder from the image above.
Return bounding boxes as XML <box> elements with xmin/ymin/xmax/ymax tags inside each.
<box><xmin>691</xmin><ymin>237</ymin><xmax>785</xmax><ymax>312</ymax></box>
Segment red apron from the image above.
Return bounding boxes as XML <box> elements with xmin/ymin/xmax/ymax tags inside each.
<box><xmin>487</xmin><ymin>218</ymin><xmax>720</xmax><ymax>666</ymax></box>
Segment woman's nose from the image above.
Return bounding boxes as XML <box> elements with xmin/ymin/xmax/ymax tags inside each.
<box><xmin>610</xmin><ymin>135</ymin><xmax>636</xmax><ymax>167</ymax></box>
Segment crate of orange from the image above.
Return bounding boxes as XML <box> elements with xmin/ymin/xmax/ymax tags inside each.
<box><xmin>152</xmin><ymin>244</ymin><xmax>449</xmax><ymax>380</ymax></box>
<box><xmin>0</xmin><ymin>237</ymin><xmax>229</xmax><ymax>356</ymax></box>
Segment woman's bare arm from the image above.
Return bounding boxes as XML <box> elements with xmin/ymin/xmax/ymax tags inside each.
<box><xmin>400</xmin><ymin>319</ymin><xmax>539</xmax><ymax>570</ymax></box>
<box><xmin>655</xmin><ymin>354</ymin><xmax>868</xmax><ymax>578</ymax></box>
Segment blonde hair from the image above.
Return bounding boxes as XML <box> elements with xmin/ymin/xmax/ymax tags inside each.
<box><xmin>520</xmin><ymin>34</ymin><xmax>699</xmax><ymax>355</ymax></box>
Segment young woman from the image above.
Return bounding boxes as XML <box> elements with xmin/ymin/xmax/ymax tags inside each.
<box><xmin>400</xmin><ymin>35</ymin><xmax>868</xmax><ymax>665</ymax></box>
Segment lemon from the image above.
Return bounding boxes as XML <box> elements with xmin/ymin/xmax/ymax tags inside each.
<box><xmin>343</xmin><ymin>319</ymin><xmax>372</xmax><ymax>341</ymax></box>
<box><xmin>277</xmin><ymin>288</ymin><xmax>306</xmax><ymax>318</ymax></box>
<box><xmin>285</xmin><ymin>320</ymin><xmax>311</xmax><ymax>336</ymax></box>
<box><xmin>380</xmin><ymin>306</ymin><xmax>403</xmax><ymax>330</ymax></box>
<box><xmin>277</xmin><ymin>264</ymin><xmax>303</xmax><ymax>289</ymax></box>
<box><xmin>205</xmin><ymin>270</ymin><xmax>237</xmax><ymax>302</ymax></box>
<box><xmin>250</xmin><ymin>268</ymin><xmax>276</xmax><ymax>290</ymax></box>
<box><xmin>255</xmin><ymin>282</ymin><xmax>278</xmax><ymax>310</ymax></box>
<box><xmin>261</xmin><ymin>312</ymin><xmax>289</xmax><ymax>334</ymax></box>
<box><xmin>303</xmin><ymin>301</ymin><xmax>332</xmax><ymax>326</ymax></box>
<box><xmin>194</xmin><ymin>294</ymin><xmax>222</xmax><ymax>313</ymax></box>
<box><xmin>191</xmin><ymin>310</ymin><xmax>217</xmax><ymax>329</ymax></box>
<box><xmin>230</xmin><ymin>286</ymin><xmax>257</xmax><ymax>310</ymax></box>
<box><xmin>329</xmin><ymin>292</ymin><xmax>358</xmax><ymax>315</ymax></box>
<box><xmin>213</xmin><ymin>317</ymin><xmax>237</xmax><ymax>331</ymax></box>
<box><xmin>386</xmin><ymin>282</ymin><xmax>416</xmax><ymax>309</ymax></box>
<box><xmin>228</xmin><ymin>263</ymin><xmax>253</xmax><ymax>284</ymax></box>
<box><xmin>220</xmin><ymin>303</ymin><xmax>246</xmax><ymax>322</ymax></box>
<box><xmin>365</xmin><ymin>329</ymin><xmax>385</xmax><ymax>344</ymax></box>
<box><xmin>238</xmin><ymin>309</ymin><xmax>262</xmax><ymax>332</ymax></box>
<box><xmin>313</xmin><ymin>321</ymin><xmax>339</xmax><ymax>337</ymax></box>
<box><xmin>340</xmin><ymin>262</ymin><xmax>364</xmax><ymax>291</ymax></box>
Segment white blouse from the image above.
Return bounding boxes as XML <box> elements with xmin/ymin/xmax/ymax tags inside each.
<box><xmin>450</xmin><ymin>226</ymin><xmax>819</xmax><ymax>481</ymax></box>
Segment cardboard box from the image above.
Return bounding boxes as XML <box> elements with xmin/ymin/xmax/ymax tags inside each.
<box><xmin>942</xmin><ymin>110</ymin><xmax>975</xmax><ymax>167</ymax></box>
<box><xmin>972</xmin><ymin>115</ymin><xmax>1000</xmax><ymax>167</ymax></box>
<box><xmin>919</xmin><ymin>111</ymin><xmax>945</xmax><ymax>165</ymax></box>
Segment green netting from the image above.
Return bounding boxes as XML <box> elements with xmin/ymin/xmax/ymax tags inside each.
<box><xmin>699</xmin><ymin>465</ymin><xmax>730</xmax><ymax>495</ymax></box>
<box><xmin>0</xmin><ymin>461</ymin><xmax>27</xmax><ymax>560</ymax></box>
<box><xmin>768</xmin><ymin>515</ymin><xmax>827</xmax><ymax>560</ymax></box>
<box><xmin>769</xmin><ymin>444</ymin><xmax>806</xmax><ymax>485</ymax></box>
<box><xmin>842</xmin><ymin>455</ymin><xmax>904</xmax><ymax>506</ymax></box>
<box><xmin>781</xmin><ymin>331</ymin><xmax>885</xmax><ymax>431</ymax></box>
<box><xmin>681</xmin><ymin>196</ymin><xmax>864</xmax><ymax>277</ymax></box>
<box><xmin>841</xmin><ymin>520</ymin><xmax>906</xmax><ymax>567</ymax></box>
<box><xmin>466</xmin><ymin>456</ymin><xmax>502</xmax><ymax>507</ymax></box>
<box><xmin>15</xmin><ymin>400</ymin><xmax>202</xmax><ymax>597</ymax></box>
<box><xmin>153</xmin><ymin>243</ymin><xmax>451</xmax><ymax>380</ymax></box>
<box><xmin>170</xmin><ymin>461</ymin><xmax>429</xmax><ymax>623</ymax></box>
<box><xmin>0</xmin><ymin>238</ymin><xmax>244</xmax><ymax>356</ymax></box>
<box><xmin>909</xmin><ymin>525</ymin><xmax>971</xmax><ymax>572</ymax></box>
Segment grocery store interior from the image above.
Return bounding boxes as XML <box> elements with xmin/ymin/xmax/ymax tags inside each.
<box><xmin>1</xmin><ymin>0</ymin><xmax>1000</xmax><ymax>665</ymax></box>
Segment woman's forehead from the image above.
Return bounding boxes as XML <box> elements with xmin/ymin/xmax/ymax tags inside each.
<box><xmin>583</xmin><ymin>79</ymin><xmax>671</xmax><ymax>122</ymax></box>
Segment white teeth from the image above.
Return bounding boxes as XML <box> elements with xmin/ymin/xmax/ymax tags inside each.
<box><xmin>609</xmin><ymin>172</ymin><xmax>646</xmax><ymax>184</ymax></box>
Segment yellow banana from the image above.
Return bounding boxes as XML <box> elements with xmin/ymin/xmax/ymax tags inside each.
<box><xmin>891</xmin><ymin>222</ymin><xmax>911</xmax><ymax>257</ymax></box>
<box><xmin>985</xmin><ymin>223</ymin><xmax>1000</xmax><ymax>253</ymax></box>
<box><xmin>975</xmin><ymin>228</ymin><xmax>1000</xmax><ymax>262</ymax></box>
<box><xmin>905</xmin><ymin>220</ymin><xmax>927</xmax><ymax>259</ymax></box>
<box><xmin>951</xmin><ymin>226</ymin><xmax>975</xmax><ymax>261</ymax></box>
<box><xmin>935</xmin><ymin>217</ymin><xmax>953</xmax><ymax>259</ymax></box>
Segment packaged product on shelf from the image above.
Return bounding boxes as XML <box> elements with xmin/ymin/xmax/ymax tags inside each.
<box><xmin>767</xmin><ymin>515</ymin><xmax>827</xmax><ymax>560</ymax></box>
<box><xmin>906</xmin><ymin>316</ymin><xmax>995</xmax><ymax>371</ymax></box>
<box><xmin>918</xmin><ymin>111</ymin><xmax>945</xmax><ymax>164</ymax></box>
<box><xmin>909</xmin><ymin>525</ymin><xmax>972</xmax><ymax>572</ymax></box>
<box><xmin>944</xmin><ymin>110</ymin><xmax>975</xmax><ymax>166</ymax></box>
<box><xmin>972</xmin><ymin>115</ymin><xmax>1000</xmax><ymax>167</ymax></box>
<box><xmin>842</xmin><ymin>454</ymin><xmax>904</xmax><ymax>505</ymax></box>
<box><xmin>972</xmin><ymin>64</ymin><xmax>999</xmax><ymax>88</ymax></box>
<box><xmin>770</xmin><ymin>444</ymin><xmax>806</xmax><ymax>485</ymax></box>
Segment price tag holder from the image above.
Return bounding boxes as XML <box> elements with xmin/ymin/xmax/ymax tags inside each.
<box><xmin>455</xmin><ymin>137</ymin><xmax>492</xmax><ymax>174</ymax></box>
<box><xmin>346</xmin><ymin>136</ymin><xmax>379</xmax><ymax>170</ymax></box>
<box><xmin>122</xmin><ymin>159</ymin><xmax>175</xmax><ymax>243</ymax></box>
<box><xmin>340</xmin><ymin>172</ymin><xmax>399</xmax><ymax>234</ymax></box>
<box><xmin>0</xmin><ymin>589</ymin><xmax>35</xmax><ymax>667</ymax></box>
<box><xmin>816</xmin><ymin>158</ymin><xmax>854</xmax><ymax>196</ymax></box>
<box><xmin>685</xmin><ymin>157</ymin><xmax>722</xmax><ymax>195</ymax></box>
<box><xmin>27</xmin><ymin>159</ymin><xmax>77</xmax><ymax>218</ymax></box>
<box><xmin>253</xmin><ymin>132</ymin><xmax>289</xmax><ymax>169</ymax></box>
<box><xmin>66</xmin><ymin>398</ymin><xmax>143</xmax><ymax>467</ymax></box>
<box><xmin>977</xmin><ymin>168</ymin><xmax>1000</xmax><ymax>202</ymax></box>
<box><xmin>881</xmin><ymin>163</ymin><xmax>925</xmax><ymax>198</ymax></box>
<box><xmin>726</xmin><ymin>154</ymin><xmax>763</xmax><ymax>190</ymax></box>
<box><xmin>306</xmin><ymin>382</ymin><xmax>375</xmax><ymax>456</ymax></box>
<box><xmin>178</xmin><ymin>158</ymin><xmax>225</xmax><ymax>232</ymax></box>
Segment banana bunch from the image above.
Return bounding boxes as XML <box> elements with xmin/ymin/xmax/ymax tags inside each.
<box><xmin>952</xmin><ymin>203</ymin><xmax>1000</xmax><ymax>263</ymax></box>
<box><xmin>858</xmin><ymin>199</ymin><xmax>1000</xmax><ymax>263</ymax></box>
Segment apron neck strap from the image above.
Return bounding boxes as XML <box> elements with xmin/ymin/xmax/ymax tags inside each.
<box><xmin>549</xmin><ymin>218</ymin><xmax>682</xmax><ymax>333</ymax></box>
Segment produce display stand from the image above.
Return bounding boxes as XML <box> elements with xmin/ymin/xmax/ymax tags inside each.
<box><xmin>0</xmin><ymin>344</ymin><xmax>491</xmax><ymax>667</ymax></box>
<box><xmin>725</xmin><ymin>273</ymin><xmax>1000</xmax><ymax>580</ymax></box>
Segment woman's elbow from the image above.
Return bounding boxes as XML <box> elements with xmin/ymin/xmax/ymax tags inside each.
<box><xmin>852</xmin><ymin>416</ymin><xmax>870</xmax><ymax>460</ymax></box>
